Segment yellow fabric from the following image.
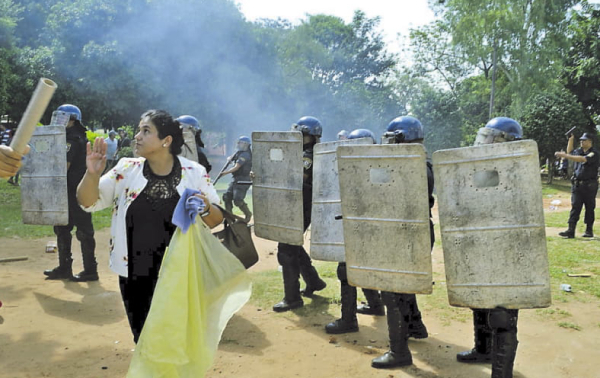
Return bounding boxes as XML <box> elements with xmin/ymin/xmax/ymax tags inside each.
<box><xmin>126</xmin><ymin>219</ymin><xmax>252</xmax><ymax>378</ymax></box>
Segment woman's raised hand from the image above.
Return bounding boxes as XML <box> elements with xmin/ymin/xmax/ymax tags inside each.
<box><xmin>86</xmin><ymin>137</ymin><xmax>107</xmax><ymax>175</ymax></box>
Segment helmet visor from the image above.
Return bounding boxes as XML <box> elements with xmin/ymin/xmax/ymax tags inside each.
<box><xmin>50</xmin><ymin>111</ymin><xmax>70</xmax><ymax>127</ymax></box>
<box><xmin>474</xmin><ymin>127</ymin><xmax>507</xmax><ymax>146</ymax></box>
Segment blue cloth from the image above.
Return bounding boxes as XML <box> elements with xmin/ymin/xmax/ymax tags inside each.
<box><xmin>172</xmin><ymin>188</ymin><xmax>207</xmax><ymax>234</ymax></box>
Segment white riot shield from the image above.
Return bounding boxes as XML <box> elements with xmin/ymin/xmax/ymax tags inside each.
<box><xmin>179</xmin><ymin>128</ymin><xmax>199</xmax><ymax>162</ymax></box>
<box><xmin>252</xmin><ymin>131</ymin><xmax>304</xmax><ymax>245</ymax></box>
<box><xmin>433</xmin><ymin>140</ymin><xmax>551</xmax><ymax>309</ymax></box>
<box><xmin>311</xmin><ymin>138</ymin><xmax>373</xmax><ymax>262</ymax></box>
<box><xmin>338</xmin><ymin>144</ymin><xmax>432</xmax><ymax>294</ymax></box>
<box><xmin>20</xmin><ymin>125</ymin><xmax>68</xmax><ymax>225</ymax></box>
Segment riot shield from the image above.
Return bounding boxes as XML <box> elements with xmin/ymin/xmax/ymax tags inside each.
<box><xmin>20</xmin><ymin>125</ymin><xmax>68</xmax><ymax>225</ymax></box>
<box><xmin>179</xmin><ymin>128</ymin><xmax>199</xmax><ymax>163</ymax></box>
<box><xmin>338</xmin><ymin>144</ymin><xmax>432</xmax><ymax>293</ymax></box>
<box><xmin>252</xmin><ymin>131</ymin><xmax>304</xmax><ymax>245</ymax></box>
<box><xmin>433</xmin><ymin>140</ymin><xmax>551</xmax><ymax>309</ymax></box>
<box><xmin>311</xmin><ymin>138</ymin><xmax>373</xmax><ymax>262</ymax></box>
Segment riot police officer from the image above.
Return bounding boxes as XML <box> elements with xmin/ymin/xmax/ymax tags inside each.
<box><xmin>371</xmin><ymin>116</ymin><xmax>433</xmax><ymax>369</ymax></box>
<box><xmin>325</xmin><ymin>128</ymin><xmax>385</xmax><ymax>335</ymax></box>
<box><xmin>218</xmin><ymin>136</ymin><xmax>253</xmax><ymax>222</ymax></box>
<box><xmin>273</xmin><ymin>116</ymin><xmax>327</xmax><ymax>312</ymax></box>
<box><xmin>555</xmin><ymin>132</ymin><xmax>599</xmax><ymax>238</ymax></box>
<box><xmin>176</xmin><ymin>115</ymin><xmax>212</xmax><ymax>173</ymax></box>
<box><xmin>44</xmin><ymin>104</ymin><xmax>97</xmax><ymax>282</ymax></box>
<box><xmin>456</xmin><ymin>117</ymin><xmax>523</xmax><ymax>378</ymax></box>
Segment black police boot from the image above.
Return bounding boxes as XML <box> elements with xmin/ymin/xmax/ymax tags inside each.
<box><xmin>238</xmin><ymin>202</ymin><xmax>253</xmax><ymax>223</ymax></box>
<box><xmin>325</xmin><ymin>284</ymin><xmax>358</xmax><ymax>334</ymax></box>
<box><xmin>372</xmin><ymin>292</ymin><xmax>412</xmax><ymax>369</ymax></box>
<box><xmin>44</xmin><ymin>257</ymin><xmax>73</xmax><ymax>280</ymax></box>
<box><xmin>357</xmin><ymin>289</ymin><xmax>385</xmax><ymax>316</ymax></box>
<box><xmin>491</xmin><ymin>330</ymin><xmax>518</xmax><ymax>378</ymax></box>
<box><xmin>457</xmin><ymin>310</ymin><xmax>493</xmax><ymax>363</ymax></box>
<box><xmin>559</xmin><ymin>222</ymin><xmax>576</xmax><ymax>238</ymax></box>
<box><xmin>583</xmin><ymin>224</ymin><xmax>594</xmax><ymax>238</ymax></box>
<box><xmin>72</xmin><ymin>270</ymin><xmax>99</xmax><ymax>282</ymax></box>
<box><xmin>299</xmin><ymin>264</ymin><xmax>327</xmax><ymax>297</ymax></box>
<box><xmin>405</xmin><ymin>294</ymin><xmax>428</xmax><ymax>339</ymax></box>
<box><xmin>273</xmin><ymin>264</ymin><xmax>303</xmax><ymax>312</ymax></box>
<box><xmin>72</xmin><ymin>238</ymin><xmax>98</xmax><ymax>282</ymax></box>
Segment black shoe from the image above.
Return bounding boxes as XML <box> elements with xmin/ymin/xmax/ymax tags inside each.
<box><xmin>71</xmin><ymin>270</ymin><xmax>99</xmax><ymax>282</ymax></box>
<box><xmin>43</xmin><ymin>267</ymin><xmax>73</xmax><ymax>280</ymax></box>
<box><xmin>273</xmin><ymin>298</ymin><xmax>303</xmax><ymax>312</ymax></box>
<box><xmin>407</xmin><ymin>320</ymin><xmax>428</xmax><ymax>339</ymax></box>
<box><xmin>456</xmin><ymin>349</ymin><xmax>492</xmax><ymax>364</ymax></box>
<box><xmin>301</xmin><ymin>279</ymin><xmax>327</xmax><ymax>297</ymax></box>
<box><xmin>356</xmin><ymin>303</ymin><xmax>385</xmax><ymax>316</ymax></box>
<box><xmin>583</xmin><ymin>228</ymin><xmax>594</xmax><ymax>238</ymax></box>
<box><xmin>558</xmin><ymin>230</ymin><xmax>575</xmax><ymax>238</ymax></box>
<box><xmin>371</xmin><ymin>351</ymin><xmax>412</xmax><ymax>369</ymax></box>
<box><xmin>325</xmin><ymin>319</ymin><xmax>359</xmax><ymax>334</ymax></box>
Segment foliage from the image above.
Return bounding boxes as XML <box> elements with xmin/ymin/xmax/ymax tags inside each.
<box><xmin>521</xmin><ymin>89</ymin><xmax>591</xmax><ymax>162</ymax></box>
<box><xmin>563</xmin><ymin>2</ymin><xmax>600</xmax><ymax>123</ymax></box>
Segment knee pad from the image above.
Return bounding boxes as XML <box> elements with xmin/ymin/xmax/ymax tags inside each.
<box><xmin>277</xmin><ymin>244</ymin><xmax>296</xmax><ymax>266</ymax></box>
<box><xmin>222</xmin><ymin>192</ymin><xmax>232</xmax><ymax>203</ymax></box>
<box><xmin>336</xmin><ymin>262</ymin><xmax>348</xmax><ymax>283</ymax></box>
<box><xmin>233</xmin><ymin>199</ymin><xmax>246</xmax><ymax>207</ymax></box>
<box><xmin>488</xmin><ymin>308</ymin><xmax>518</xmax><ymax>332</ymax></box>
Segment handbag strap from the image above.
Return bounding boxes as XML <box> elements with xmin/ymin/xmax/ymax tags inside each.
<box><xmin>214</xmin><ymin>204</ymin><xmax>245</xmax><ymax>224</ymax></box>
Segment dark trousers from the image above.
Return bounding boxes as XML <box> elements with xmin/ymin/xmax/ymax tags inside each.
<box><xmin>119</xmin><ymin>275</ymin><xmax>159</xmax><ymax>343</ymax></box>
<box><xmin>53</xmin><ymin>196</ymin><xmax>96</xmax><ymax>269</ymax></box>
<box><xmin>568</xmin><ymin>181</ymin><xmax>598</xmax><ymax>226</ymax></box>
<box><xmin>223</xmin><ymin>181</ymin><xmax>250</xmax><ymax>207</ymax></box>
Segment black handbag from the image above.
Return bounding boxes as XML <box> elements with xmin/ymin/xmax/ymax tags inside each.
<box><xmin>213</xmin><ymin>206</ymin><xmax>259</xmax><ymax>269</ymax></box>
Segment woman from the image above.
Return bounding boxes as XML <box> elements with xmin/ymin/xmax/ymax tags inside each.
<box><xmin>77</xmin><ymin>109</ymin><xmax>222</xmax><ymax>342</ymax></box>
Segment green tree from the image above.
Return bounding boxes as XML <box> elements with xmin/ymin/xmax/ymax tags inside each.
<box><xmin>563</xmin><ymin>2</ymin><xmax>600</xmax><ymax>124</ymax></box>
<box><xmin>439</xmin><ymin>0</ymin><xmax>575</xmax><ymax>116</ymax></box>
<box><xmin>521</xmin><ymin>89</ymin><xmax>590</xmax><ymax>183</ymax></box>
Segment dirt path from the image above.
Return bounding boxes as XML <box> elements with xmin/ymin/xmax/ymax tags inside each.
<box><xmin>1</xmin><ymin>196</ymin><xmax>599</xmax><ymax>378</ymax></box>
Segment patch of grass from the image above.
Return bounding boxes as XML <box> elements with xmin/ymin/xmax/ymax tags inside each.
<box><xmin>418</xmin><ymin>279</ymin><xmax>471</xmax><ymax>326</ymax></box>
<box><xmin>535</xmin><ymin>307</ymin><xmax>572</xmax><ymax>321</ymax></box>
<box><xmin>541</xmin><ymin>182</ymin><xmax>570</xmax><ymax>197</ymax></box>
<box><xmin>0</xmin><ymin>181</ymin><xmax>111</xmax><ymax>239</ymax></box>
<box><xmin>557</xmin><ymin>322</ymin><xmax>582</xmax><ymax>331</ymax></box>
<box><xmin>547</xmin><ymin>236</ymin><xmax>600</xmax><ymax>300</ymax></box>
<box><xmin>544</xmin><ymin>208</ymin><xmax>600</xmax><ymax>229</ymax></box>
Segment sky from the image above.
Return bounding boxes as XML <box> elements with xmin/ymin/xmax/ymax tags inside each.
<box><xmin>234</xmin><ymin>0</ymin><xmax>437</xmax><ymax>52</ymax></box>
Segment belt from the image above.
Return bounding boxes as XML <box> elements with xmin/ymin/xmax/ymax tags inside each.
<box><xmin>573</xmin><ymin>178</ymin><xmax>598</xmax><ymax>185</ymax></box>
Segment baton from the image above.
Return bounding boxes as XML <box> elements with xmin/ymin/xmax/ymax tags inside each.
<box><xmin>212</xmin><ymin>157</ymin><xmax>233</xmax><ymax>185</ymax></box>
<box><xmin>10</xmin><ymin>78</ymin><xmax>58</xmax><ymax>154</ymax></box>
<box><xmin>565</xmin><ymin>126</ymin><xmax>577</xmax><ymax>138</ymax></box>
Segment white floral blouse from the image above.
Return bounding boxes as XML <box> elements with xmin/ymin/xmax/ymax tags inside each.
<box><xmin>82</xmin><ymin>156</ymin><xmax>220</xmax><ymax>277</ymax></box>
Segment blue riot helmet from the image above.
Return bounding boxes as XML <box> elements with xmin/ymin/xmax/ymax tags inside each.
<box><xmin>474</xmin><ymin>117</ymin><xmax>523</xmax><ymax>146</ymax></box>
<box><xmin>383</xmin><ymin>116</ymin><xmax>424</xmax><ymax>144</ymax></box>
<box><xmin>57</xmin><ymin>104</ymin><xmax>82</xmax><ymax>122</ymax></box>
<box><xmin>291</xmin><ymin>116</ymin><xmax>322</xmax><ymax>138</ymax></box>
<box><xmin>237</xmin><ymin>135</ymin><xmax>251</xmax><ymax>151</ymax></box>
<box><xmin>176</xmin><ymin>115</ymin><xmax>201</xmax><ymax>134</ymax></box>
<box><xmin>348</xmin><ymin>128</ymin><xmax>377</xmax><ymax>144</ymax></box>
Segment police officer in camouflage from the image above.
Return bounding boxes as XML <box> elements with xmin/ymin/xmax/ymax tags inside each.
<box><xmin>325</xmin><ymin>129</ymin><xmax>385</xmax><ymax>335</ymax></box>
<box><xmin>44</xmin><ymin>104</ymin><xmax>97</xmax><ymax>282</ymax></box>
<box><xmin>456</xmin><ymin>117</ymin><xmax>524</xmax><ymax>378</ymax></box>
<box><xmin>371</xmin><ymin>116</ymin><xmax>433</xmax><ymax>369</ymax></box>
<box><xmin>273</xmin><ymin>116</ymin><xmax>327</xmax><ymax>312</ymax></box>
<box><xmin>555</xmin><ymin>132</ymin><xmax>599</xmax><ymax>238</ymax></box>
<box><xmin>219</xmin><ymin>136</ymin><xmax>253</xmax><ymax>222</ymax></box>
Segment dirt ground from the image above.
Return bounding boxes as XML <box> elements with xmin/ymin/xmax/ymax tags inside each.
<box><xmin>1</xmin><ymin>192</ymin><xmax>599</xmax><ymax>378</ymax></box>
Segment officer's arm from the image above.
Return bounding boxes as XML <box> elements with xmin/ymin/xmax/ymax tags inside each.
<box><xmin>221</xmin><ymin>162</ymin><xmax>243</xmax><ymax>176</ymax></box>
<box><xmin>566</xmin><ymin>135</ymin><xmax>575</xmax><ymax>154</ymax></box>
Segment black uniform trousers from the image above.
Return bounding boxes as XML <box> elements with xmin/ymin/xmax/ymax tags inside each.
<box><xmin>568</xmin><ymin>180</ymin><xmax>598</xmax><ymax>226</ymax></box>
<box><xmin>53</xmin><ymin>193</ymin><xmax>96</xmax><ymax>268</ymax></box>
